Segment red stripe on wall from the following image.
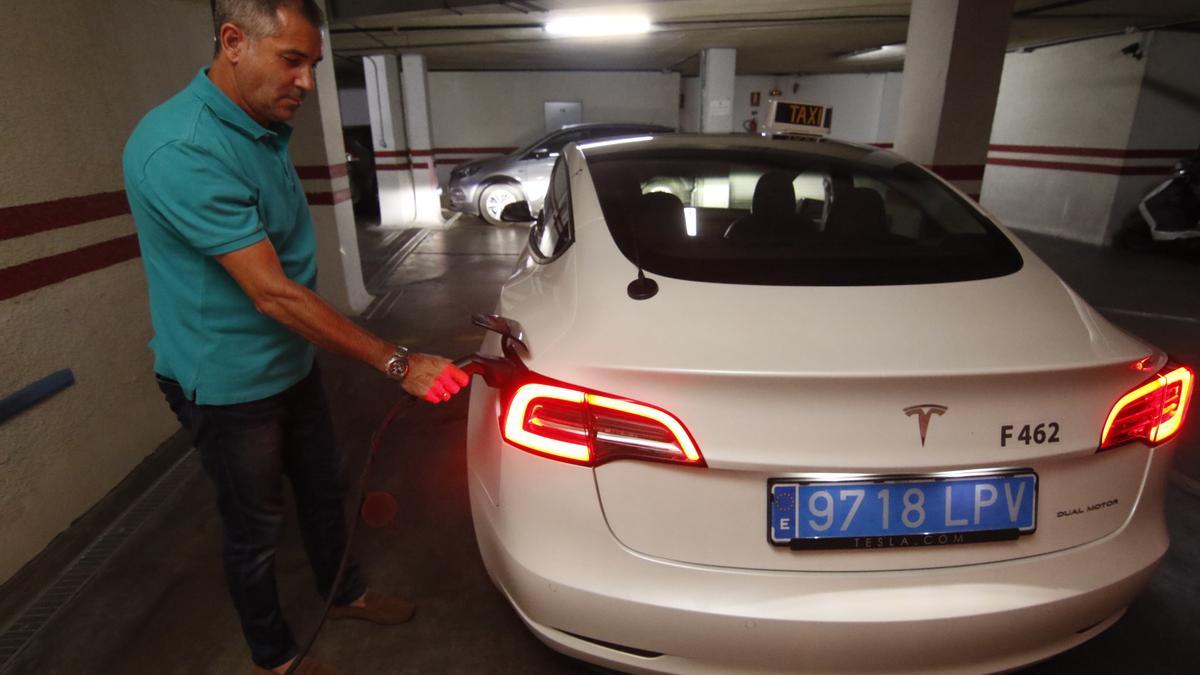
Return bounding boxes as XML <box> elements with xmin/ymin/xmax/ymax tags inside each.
<box><xmin>375</xmin><ymin>149</ymin><xmax>433</xmax><ymax>157</ymax></box>
<box><xmin>988</xmin><ymin>144</ymin><xmax>1189</xmax><ymax>159</ymax></box>
<box><xmin>377</xmin><ymin>146</ymin><xmax>516</xmax><ymax>157</ymax></box>
<box><xmin>928</xmin><ymin>165</ymin><xmax>986</xmax><ymax>181</ymax></box>
<box><xmin>0</xmin><ymin>235</ymin><xmax>140</xmax><ymax>301</ymax></box>
<box><xmin>434</xmin><ymin>146</ymin><xmax>517</xmax><ymax>154</ymax></box>
<box><xmin>435</xmin><ymin>158</ymin><xmax>470</xmax><ymax>165</ymax></box>
<box><xmin>377</xmin><ymin>163</ymin><xmax>431</xmax><ymax>171</ymax></box>
<box><xmin>986</xmin><ymin>157</ymin><xmax>1175</xmax><ymax>176</ymax></box>
<box><xmin>864</xmin><ymin>144</ymin><xmax>1186</xmax><ymax>160</ymax></box>
<box><xmin>295</xmin><ymin>163</ymin><xmax>349</xmax><ymax>180</ymax></box>
<box><xmin>306</xmin><ymin>188</ymin><xmax>352</xmax><ymax>206</ymax></box>
<box><xmin>0</xmin><ymin>190</ymin><xmax>130</xmax><ymax>241</ymax></box>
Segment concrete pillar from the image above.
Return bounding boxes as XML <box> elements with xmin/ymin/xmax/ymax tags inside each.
<box><xmin>699</xmin><ymin>48</ymin><xmax>736</xmax><ymax>133</ymax></box>
<box><xmin>289</xmin><ymin>15</ymin><xmax>373</xmax><ymax>315</ymax></box>
<box><xmin>399</xmin><ymin>53</ymin><xmax>443</xmax><ymax>225</ymax></box>
<box><xmin>364</xmin><ymin>54</ymin><xmax>415</xmax><ymax>226</ymax></box>
<box><xmin>894</xmin><ymin>0</ymin><xmax>1013</xmax><ymax>199</ymax></box>
<box><xmin>363</xmin><ymin>54</ymin><xmax>443</xmax><ymax>227</ymax></box>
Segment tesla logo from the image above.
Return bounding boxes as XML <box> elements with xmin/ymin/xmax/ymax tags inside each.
<box><xmin>904</xmin><ymin>405</ymin><xmax>948</xmax><ymax>446</ymax></box>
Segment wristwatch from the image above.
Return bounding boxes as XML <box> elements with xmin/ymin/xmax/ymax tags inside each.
<box><xmin>383</xmin><ymin>345</ymin><xmax>410</xmax><ymax>381</ymax></box>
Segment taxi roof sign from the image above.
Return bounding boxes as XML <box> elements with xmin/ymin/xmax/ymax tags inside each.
<box><xmin>761</xmin><ymin>100</ymin><xmax>832</xmax><ymax>137</ymax></box>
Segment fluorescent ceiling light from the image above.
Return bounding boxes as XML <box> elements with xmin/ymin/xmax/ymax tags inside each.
<box><xmin>544</xmin><ymin>15</ymin><xmax>652</xmax><ymax>38</ymax></box>
<box><xmin>577</xmin><ymin>135</ymin><xmax>653</xmax><ymax>150</ymax></box>
<box><xmin>838</xmin><ymin>43</ymin><xmax>906</xmax><ymax>61</ymax></box>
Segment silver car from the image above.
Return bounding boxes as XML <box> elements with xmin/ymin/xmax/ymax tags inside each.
<box><xmin>447</xmin><ymin>122</ymin><xmax>673</xmax><ymax>225</ymax></box>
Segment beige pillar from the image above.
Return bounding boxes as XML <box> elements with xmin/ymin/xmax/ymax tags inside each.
<box><xmin>699</xmin><ymin>48</ymin><xmax>737</xmax><ymax>133</ymax></box>
<box><xmin>399</xmin><ymin>53</ymin><xmax>444</xmax><ymax>225</ymax></box>
<box><xmin>364</xmin><ymin>54</ymin><xmax>417</xmax><ymax>227</ymax></box>
<box><xmin>363</xmin><ymin>53</ymin><xmax>443</xmax><ymax>227</ymax></box>
<box><xmin>894</xmin><ymin>0</ymin><xmax>1014</xmax><ymax>199</ymax></box>
<box><xmin>289</xmin><ymin>9</ymin><xmax>373</xmax><ymax>315</ymax></box>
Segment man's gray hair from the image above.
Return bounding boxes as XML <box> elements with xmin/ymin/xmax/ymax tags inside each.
<box><xmin>213</xmin><ymin>0</ymin><xmax>325</xmax><ymax>51</ymax></box>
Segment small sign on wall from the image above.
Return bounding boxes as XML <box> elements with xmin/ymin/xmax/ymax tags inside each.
<box><xmin>750</xmin><ymin>91</ymin><xmax>761</xmax><ymax>107</ymax></box>
<box><xmin>545</xmin><ymin>101</ymin><xmax>582</xmax><ymax>132</ymax></box>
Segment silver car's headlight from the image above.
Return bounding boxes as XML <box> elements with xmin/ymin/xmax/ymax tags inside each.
<box><xmin>454</xmin><ymin>165</ymin><xmax>481</xmax><ymax>179</ymax></box>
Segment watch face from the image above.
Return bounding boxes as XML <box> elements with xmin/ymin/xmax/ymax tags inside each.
<box><xmin>388</xmin><ymin>351</ymin><xmax>409</xmax><ymax>379</ymax></box>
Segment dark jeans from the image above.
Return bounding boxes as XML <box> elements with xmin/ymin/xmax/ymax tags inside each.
<box><xmin>157</xmin><ymin>363</ymin><xmax>366</xmax><ymax>669</ymax></box>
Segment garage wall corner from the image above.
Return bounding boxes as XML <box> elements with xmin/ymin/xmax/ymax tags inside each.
<box><xmin>981</xmin><ymin>31</ymin><xmax>1199</xmax><ymax>244</ymax></box>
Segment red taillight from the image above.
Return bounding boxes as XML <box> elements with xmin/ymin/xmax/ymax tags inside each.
<box><xmin>1100</xmin><ymin>363</ymin><xmax>1194</xmax><ymax>450</ymax></box>
<box><xmin>501</xmin><ymin>378</ymin><xmax>704</xmax><ymax>467</ymax></box>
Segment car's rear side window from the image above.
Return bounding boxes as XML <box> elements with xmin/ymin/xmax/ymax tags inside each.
<box><xmin>529</xmin><ymin>157</ymin><xmax>573</xmax><ymax>262</ymax></box>
<box><xmin>587</xmin><ymin>149</ymin><xmax>1023</xmax><ymax>285</ymax></box>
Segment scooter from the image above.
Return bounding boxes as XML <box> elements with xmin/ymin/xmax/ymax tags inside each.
<box><xmin>1118</xmin><ymin>151</ymin><xmax>1200</xmax><ymax>252</ymax></box>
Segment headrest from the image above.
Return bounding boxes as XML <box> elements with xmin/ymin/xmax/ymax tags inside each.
<box><xmin>635</xmin><ymin>192</ymin><xmax>686</xmax><ymax>244</ymax></box>
<box><xmin>825</xmin><ymin>187</ymin><xmax>887</xmax><ymax>239</ymax></box>
<box><xmin>752</xmin><ymin>171</ymin><xmax>797</xmax><ymax>219</ymax></box>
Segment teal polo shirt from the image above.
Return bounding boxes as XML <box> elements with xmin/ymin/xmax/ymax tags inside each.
<box><xmin>123</xmin><ymin>68</ymin><xmax>317</xmax><ymax>405</ymax></box>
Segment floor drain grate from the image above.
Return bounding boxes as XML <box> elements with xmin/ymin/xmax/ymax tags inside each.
<box><xmin>0</xmin><ymin>449</ymin><xmax>199</xmax><ymax>673</ymax></box>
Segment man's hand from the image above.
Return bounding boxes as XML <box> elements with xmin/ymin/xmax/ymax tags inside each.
<box><xmin>403</xmin><ymin>353</ymin><xmax>470</xmax><ymax>404</ymax></box>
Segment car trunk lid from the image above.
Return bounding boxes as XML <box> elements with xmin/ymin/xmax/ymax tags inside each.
<box><xmin>526</xmin><ymin>261</ymin><xmax>1159</xmax><ymax>571</ymax></box>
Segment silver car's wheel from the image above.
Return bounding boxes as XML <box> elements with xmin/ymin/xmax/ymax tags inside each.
<box><xmin>479</xmin><ymin>184</ymin><xmax>523</xmax><ymax>226</ymax></box>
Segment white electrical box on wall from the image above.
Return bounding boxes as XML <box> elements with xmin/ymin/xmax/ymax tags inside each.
<box><xmin>544</xmin><ymin>101</ymin><xmax>582</xmax><ymax>132</ymax></box>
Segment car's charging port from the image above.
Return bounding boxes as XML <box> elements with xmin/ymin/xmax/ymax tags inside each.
<box><xmin>456</xmin><ymin>313</ymin><xmax>530</xmax><ymax>389</ymax></box>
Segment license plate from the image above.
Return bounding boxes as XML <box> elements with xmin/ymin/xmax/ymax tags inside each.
<box><xmin>768</xmin><ymin>472</ymin><xmax>1037</xmax><ymax>550</ymax></box>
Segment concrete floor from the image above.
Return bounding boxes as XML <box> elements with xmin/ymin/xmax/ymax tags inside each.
<box><xmin>2</xmin><ymin>220</ymin><xmax>1198</xmax><ymax>674</ymax></box>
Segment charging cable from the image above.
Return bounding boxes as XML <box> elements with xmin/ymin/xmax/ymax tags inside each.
<box><xmin>284</xmin><ymin>353</ymin><xmax>506</xmax><ymax>674</ymax></box>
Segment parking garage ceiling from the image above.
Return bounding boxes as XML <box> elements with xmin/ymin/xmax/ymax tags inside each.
<box><xmin>327</xmin><ymin>0</ymin><xmax>1200</xmax><ymax>77</ymax></box>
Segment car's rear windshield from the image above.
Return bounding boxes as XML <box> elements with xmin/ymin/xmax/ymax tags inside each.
<box><xmin>587</xmin><ymin>148</ymin><xmax>1023</xmax><ymax>286</ymax></box>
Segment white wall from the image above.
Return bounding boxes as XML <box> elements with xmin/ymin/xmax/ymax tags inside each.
<box><xmin>426</xmin><ymin>70</ymin><xmax>680</xmax><ymax>183</ymax></box>
<box><xmin>777</xmin><ymin>73</ymin><xmax>895</xmax><ymax>144</ymax></box>
<box><xmin>684</xmin><ymin>72</ymin><xmax>901</xmax><ymax>143</ymax></box>
<box><xmin>732</xmin><ymin>75</ymin><xmax>776</xmax><ymax>134</ymax></box>
<box><xmin>989</xmin><ymin>33</ymin><xmax>1146</xmax><ymax>148</ymax></box>
<box><xmin>681</xmin><ymin>76</ymin><xmax>702</xmax><ymax>132</ymax></box>
<box><xmin>980</xmin><ymin>31</ymin><xmax>1198</xmax><ymax>244</ymax></box>
<box><xmin>877</xmin><ymin>72</ymin><xmax>904</xmax><ymax>144</ymax></box>
<box><xmin>0</xmin><ymin>0</ymin><xmax>209</xmax><ymax>583</ymax></box>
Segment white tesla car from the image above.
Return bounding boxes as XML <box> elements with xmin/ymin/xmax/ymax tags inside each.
<box><xmin>464</xmin><ymin>134</ymin><xmax>1194</xmax><ymax>674</ymax></box>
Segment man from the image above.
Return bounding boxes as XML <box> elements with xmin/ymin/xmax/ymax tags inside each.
<box><xmin>122</xmin><ymin>1</ymin><xmax>469</xmax><ymax>673</ymax></box>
